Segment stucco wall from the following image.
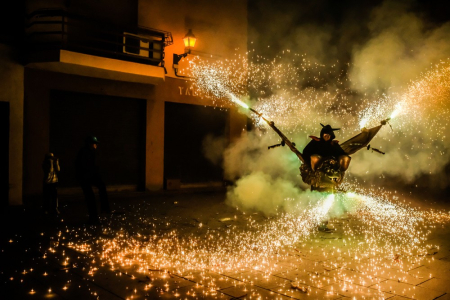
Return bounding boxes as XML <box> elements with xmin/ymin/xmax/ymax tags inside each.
<box><xmin>19</xmin><ymin>0</ymin><xmax>249</xmax><ymax>199</ymax></box>
<box><xmin>0</xmin><ymin>44</ymin><xmax>24</xmax><ymax>205</ymax></box>
<box><xmin>139</xmin><ymin>0</ymin><xmax>248</xmax><ymax>79</ymax></box>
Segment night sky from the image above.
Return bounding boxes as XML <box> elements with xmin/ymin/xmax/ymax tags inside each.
<box><xmin>248</xmin><ymin>0</ymin><xmax>450</xmax><ymax>62</ymax></box>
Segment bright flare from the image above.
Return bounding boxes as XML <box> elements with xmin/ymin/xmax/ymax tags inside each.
<box><xmin>390</xmin><ymin>103</ymin><xmax>402</xmax><ymax>119</ymax></box>
<box><xmin>229</xmin><ymin>93</ymin><xmax>249</xmax><ymax>109</ymax></box>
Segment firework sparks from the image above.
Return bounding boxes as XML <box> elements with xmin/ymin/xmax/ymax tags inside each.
<box><xmin>53</xmin><ymin>188</ymin><xmax>450</xmax><ymax>300</ymax></box>
<box><xmin>19</xmin><ymin>53</ymin><xmax>449</xmax><ymax>299</ymax></box>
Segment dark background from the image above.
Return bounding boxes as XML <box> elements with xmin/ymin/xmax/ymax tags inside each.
<box><xmin>49</xmin><ymin>90</ymin><xmax>146</xmax><ymax>189</ymax></box>
<box><xmin>248</xmin><ymin>0</ymin><xmax>450</xmax><ymax>63</ymax></box>
<box><xmin>0</xmin><ymin>102</ymin><xmax>9</xmax><ymax>207</ymax></box>
<box><xmin>164</xmin><ymin>102</ymin><xmax>229</xmax><ymax>184</ymax></box>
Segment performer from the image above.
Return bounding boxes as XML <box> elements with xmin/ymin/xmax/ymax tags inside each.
<box><xmin>75</xmin><ymin>136</ymin><xmax>110</xmax><ymax>224</ymax></box>
<box><xmin>302</xmin><ymin>124</ymin><xmax>349</xmax><ymax>171</ymax></box>
<box><xmin>42</xmin><ymin>153</ymin><xmax>60</xmax><ymax>217</ymax></box>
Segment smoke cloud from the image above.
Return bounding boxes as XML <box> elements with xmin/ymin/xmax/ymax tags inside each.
<box><xmin>201</xmin><ymin>134</ymin><xmax>228</xmax><ymax>166</ymax></box>
<box><xmin>349</xmin><ymin>1</ymin><xmax>450</xmax><ymax>92</ymax></box>
<box><xmin>198</xmin><ymin>0</ymin><xmax>450</xmax><ymax>215</ymax></box>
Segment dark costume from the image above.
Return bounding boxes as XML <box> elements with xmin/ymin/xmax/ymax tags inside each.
<box><xmin>302</xmin><ymin>124</ymin><xmax>347</xmax><ymax>166</ymax></box>
<box><xmin>42</xmin><ymin>153</ymin><xmax>60</xmax><ymax>216</ymax></box>
<box><xmin>75</xmin><ymin>136</ymin><xmax>110</xmax><ymax>223</ymax></box>
<box><xmin>300</xmin><ymin>124</ymin><xmax>351</xmax><ymax>232</ymax></box>
<box><xmin>300</xmin><ymin>124</ymin><xmax>350</xmax><ymax>191</ymax></box>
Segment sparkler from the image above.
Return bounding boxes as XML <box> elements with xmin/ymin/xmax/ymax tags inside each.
<box><xmin>6</xmin><ymin>54</ymin><xmax>450</xmax><ymax>299</ymax></box>
<box><xmin>56</xmin><ymin>56</ymin><xmax>450</xmax><ymax>298</ymax></box>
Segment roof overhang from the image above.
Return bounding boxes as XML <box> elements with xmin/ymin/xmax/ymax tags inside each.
<box><xmin>26</xmin><ymin>50</ymin><xmax>165</xmax><ymax>85</ymax></box>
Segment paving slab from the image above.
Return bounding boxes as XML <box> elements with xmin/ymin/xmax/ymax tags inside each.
<box><xmin>3</xmin><ymin>190</ymin><xmax>450</xmax><ymax>299</ymax></box>
<box><xmin>219</xmin><ymin>283</ymin><xmax>260</xmax><ymax>298</ymax></box>
<box><xmin>240</xmin><ymin>286</ymin><xmax>292</xmax><ymax>299</ymax></box>
<box><xmin>180</xmin><ymin>271</ymin><xmax>238</xmax><ymax>290</ymax></box>
<box><xmin>322</xmin><ymin>255</ymin><xmax>355</xmax><ymax>270</ymax></box>
<box><xmin>294</xmin><ymin>243</ymin><xmax>343</xmax><ymax>262</ymax></box>
<box><xmin>229</xmin><ymin>270</ymin><xmax>291</xmax><ymax>289</ymax></box>
<box><xmin>408</xmin><ymin>260</ymin><xmax>450</xmax><ymax>280</ymax></box>
<box><xmin>418</xmin><ymin>278</ymin><xmax>450</xmax><ymax>293</ymax></box>
<box><xmin>371</xmin><ymin>280</ymin><xmax>445</xmax><ymax>300</ymax></box>
<box><xmin>323</xmin><ymin>281</ymin><xmax>393</xmax><ymax>299</ymax></box>
<box><xmin>274</xmin><ymin>270</ymin><xmax>336</xmax><ymax>289</ymax></box>
<box><xmin>326</xmin><ymin>268</ymin><xmax>385</xmax><ymax>287</ymax></box>
<box><xmin>377</xmin><ymin>268</ymin><xmax>430</xmax><ymax>285</ymax></box>
<box><xmin>293</xmin><ymin>258</ymin><xmax>329</xmax><ymax>274</ymax></box>
<box><xmin>343</xmin><ymin>257</ymin><xmax>428</xmax><ymax>285</ymax></box>
<box><xmin>270</xmin><ymin>280</ymin><xmax>344</xmax><ymax>299</ymax></box>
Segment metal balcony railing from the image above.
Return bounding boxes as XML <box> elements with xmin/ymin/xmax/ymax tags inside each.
<box><xmin>26</xmin><ymin>8</ymin><xmax>173</xmax><ymax>67</ymax></box>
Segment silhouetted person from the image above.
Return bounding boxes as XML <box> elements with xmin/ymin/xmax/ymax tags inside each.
<box><xmin>75</xmin><ymin>136</ymin><xmax>110</xmax><ymax>224</ymax></box>
<box><xmin>302</xmin><ymin>124</ymin><xmax>350</xmax><ymax>233</ymax></box>
<box><xmin>302</xmin><ymin>124</ymin><xmax>348</xmax><ymax>170</ymax></box>
<box><xmin>42</xmin><ymin>153</ymin><xmax>60</xmax><ymax>217</ymax></box>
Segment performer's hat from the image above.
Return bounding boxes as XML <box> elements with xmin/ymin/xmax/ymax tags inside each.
<box><xmin>320</xmin><ymin>124</ymin><xmax>340</xmax><ymax>140</ymax></box>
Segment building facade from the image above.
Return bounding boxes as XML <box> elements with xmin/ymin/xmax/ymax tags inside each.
<box><xmin>1</xmin><ymin>0</ymin><xmax>248</xmax><ymax>205</ymax></box>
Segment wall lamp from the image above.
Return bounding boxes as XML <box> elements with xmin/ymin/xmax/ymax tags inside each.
<box><xmin>173</xmin><ymin>29</ymin><xmax>196</xmax><ymax>77</ymax></box>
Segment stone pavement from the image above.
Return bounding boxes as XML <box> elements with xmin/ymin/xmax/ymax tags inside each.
<box><xmin>1</xmin><ymin>189</ymin><xmax>450</xmax><ymax>300</ymax></box>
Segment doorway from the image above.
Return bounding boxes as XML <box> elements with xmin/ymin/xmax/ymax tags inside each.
<box><xmin>164</xmin><ymin>102</ymin><xmax>229</xmax><ymax>185</ymax></box>
<box><xmin>49</xmin><ymin>90</ymin><xmax>146</xmax><ymax>189</ymax></box>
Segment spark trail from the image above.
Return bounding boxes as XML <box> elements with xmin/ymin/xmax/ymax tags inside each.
<box><xmin>51</xmin><ymin>53</ymin><xmax>450</xmax><ymax>298</ymax></box>
<box><xmin>61</xmin><ymin>191</ymin><xmax>450</xmax><ymax>289</ymax></box>
<box><xmin>190</xmin><ymin>54</ymin><xmax>450</xmax><ymax>181</ymax></box>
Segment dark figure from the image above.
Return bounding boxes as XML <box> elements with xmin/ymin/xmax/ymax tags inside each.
<box><xmin>42</xmin><ymin>153</ymin><xmax>60</xmax><ymax>216</ymax></box>
<box><xmin>301</xmin><ymin>124</ymin><xmax>351</xmax><ymax>233</ymax></box>
<box><xmin>302</xmin><ymin>124</ymin><xmax>348</xmax><ymax>169</ymax></box>
<box><xmin>75</xmin><ymin>136</ymin><xmax>110</xmax><ymax>224</ymax></box>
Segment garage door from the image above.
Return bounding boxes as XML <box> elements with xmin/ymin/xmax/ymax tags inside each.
<box><xmin>164</xmin><ymin>102</ymin><xmax>229</xmax><ymax>185</ymax></box>
<box><xmin>49</xmin><ymin>90</ymin><xmax>146</xmax><ymax>189</ymax></box>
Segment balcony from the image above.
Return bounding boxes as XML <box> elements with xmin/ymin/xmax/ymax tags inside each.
<box><xmin>25</xmin><ymin>9</ymin><xmax>173</xmax><ymax>84</ymax></box>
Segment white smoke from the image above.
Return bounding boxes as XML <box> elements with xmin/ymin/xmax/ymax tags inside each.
<box><xmin>198</xmin><ymin>0</ymin><xmax>450</xmax><ymax>215</ymax></box>
<box><xmin>349</xmin><ymin>1</ymin><xmax>450</xmax><ymax>93</ymax></box>
<box><xmin>201</xmin><ymin>134</ymin><xmax>228</xmax><ymax>166</ymax></box>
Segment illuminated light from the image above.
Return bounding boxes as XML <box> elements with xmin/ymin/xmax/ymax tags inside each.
<box><xmin>30</xmin><ymin>289</ymin><xmax>36</xmax><ymax>295</ymax></box>
<box><xmin>346</xmin><ymin>192</ymin><xmax>357</xmax><ymax>198</ymax></box>
<box><xmin>390</xmin><ymin>103</ymin><xmax>402</xmax><ymax>119</ymax></box>
<box><xmin>183</xmin><ymin>29</ymin><xmax>196</xmax><ymax>48</ymax></box>
<box><xmin>359</xmin><ymin>118</ymin><xmax>368</xmax><ymax>129</ymax></box>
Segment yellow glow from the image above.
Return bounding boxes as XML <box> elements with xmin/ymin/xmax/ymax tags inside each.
<box><xmin>359</xmin><ymin>118</ymin><xmax>368</xmax><ymax>129</ymax></box>
<box><xmin>183</xmin><ymin>29</ymin><xmax>196</xmax><ymax>48</ymax></box>
<box><xmin>229</xmin><ymin>93</ymin><xmax>249</xmax><ymax>109</ymax></box>
<box><xmin>390</xmin><ymin>103</ymin><xmax>402</xmax><ymax>119</ymax></box>
<box><xmin>321</xmin><ymin>194</ymin><xmax>335</xmax><ymax>214</ymax></box>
